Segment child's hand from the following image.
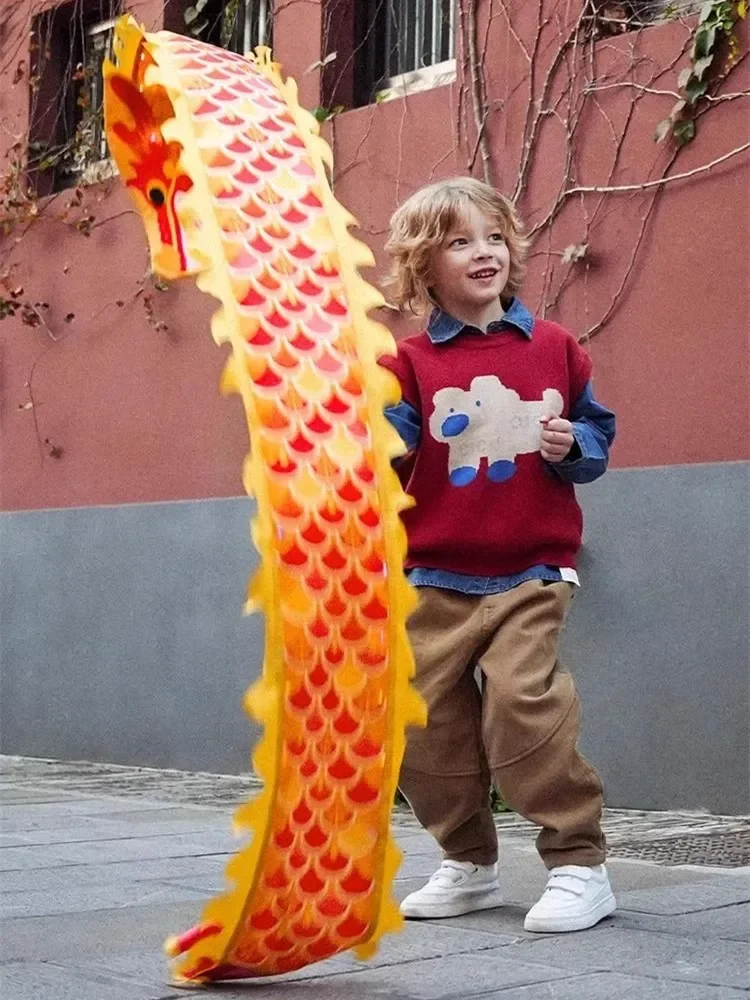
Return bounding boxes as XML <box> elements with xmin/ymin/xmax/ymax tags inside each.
<box><xmin>540</xmin><ymin>416</ymin><xmax>575</xmax><ymax>463</ymax></box>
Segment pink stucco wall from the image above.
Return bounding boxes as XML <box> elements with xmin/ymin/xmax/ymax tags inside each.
<box><xmin>1</xmin><ymin>2</ymin><xmax>747</xmax><ymax>511</ymax></box>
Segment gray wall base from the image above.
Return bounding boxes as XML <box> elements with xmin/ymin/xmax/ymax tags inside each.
<box><xmin>2</xmin><ymin>463</ymin><xmax>748</xmax><ymax>812</ymax></box>
<box><xmin>567</xmin><ymin>462</ymin><xmax>749</xmax><ymax>814</ymax></box>
<box><xmin>1</xmin><ymin>498</ymin><xmax>262</xmax><ymax>775</ymax></box>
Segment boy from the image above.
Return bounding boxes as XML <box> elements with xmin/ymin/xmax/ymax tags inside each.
<box><xmin>380</xmin><ymin>177</ymin><xmax>617</xmax><ymax>933</ymax></box>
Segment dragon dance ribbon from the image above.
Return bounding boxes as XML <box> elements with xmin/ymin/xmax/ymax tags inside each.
<box><xmin>104</xmin><ymin>15</ymin><xmax>424</xmax><ymax>985</ymax></box>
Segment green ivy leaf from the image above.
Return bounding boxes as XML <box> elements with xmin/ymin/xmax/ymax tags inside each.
<box><xmin>311</xmin><ymin>105</ymin><xmax>345</xmax><ymax>123</ymax></box>
<box><xmin>693</xmin><ymin>23</ymin><xmax>717</xmax><ymax>58</ymax></box>
<box><xmin>699</xmin><ymin>0</ymin><xmax>715</xmax><ymax>22</ymax></box>
<box><xmin>673</xmin><ymin>119</ymin><xmax>696</xmax><ymax>145</ymax></box>
<box><xmin>685</xmin><ymin>76</ymin><xmax>708</xmax><ymax>103</ymax></box>
<box><xmin>183</xmin><ymin>6</ymin><xmax>199</xmax><ymax>24</ymax></box>
<box><xmin>692</xmin><ymin>54</ymin><xmax>715</xmax><ymax>79</ymax></box>
<box><xmin>677</xmin><ymin>67</ymin><xmax>693</xmax><ymax>88</ymax></box>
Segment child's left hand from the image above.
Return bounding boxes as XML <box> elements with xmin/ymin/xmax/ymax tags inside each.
<box><xmin>540</xmin><ymin>417</ymin><xmax>575</xmax><ymax>463</ymax></box>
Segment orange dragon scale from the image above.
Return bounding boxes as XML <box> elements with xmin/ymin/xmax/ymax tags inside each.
<box><xmin>103</xmin><ymin>16</ymin><xmax>424</xmax><ymax>985</ymax></box>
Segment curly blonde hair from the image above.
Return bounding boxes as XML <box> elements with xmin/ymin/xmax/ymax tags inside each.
<box><xmin>384</xmin><ymin>177</ymin><xmax>529</xmax><ymax>315</ymax></box>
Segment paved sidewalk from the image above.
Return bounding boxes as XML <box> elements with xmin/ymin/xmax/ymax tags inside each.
<box><xmin>1</xmin><ymin>757</ymin><xmax>748</xmax><ymax>999</ymax></box>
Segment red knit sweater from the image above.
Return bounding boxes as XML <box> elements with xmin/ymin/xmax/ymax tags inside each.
<box><xmin>380</xmin><ymin>320</ymin><xmax>592</xmax><ymax>576</ymax></box>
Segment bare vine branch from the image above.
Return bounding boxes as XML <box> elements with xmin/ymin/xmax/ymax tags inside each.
<box><xmin>462</xmin><ymin>0</ymin><xmax>494</xmax><ymax>184</ymax></box>
<box><xmin>566</xmin><ymin>141</ymin><xmax>750</xmax><ymax>195</ymax></box>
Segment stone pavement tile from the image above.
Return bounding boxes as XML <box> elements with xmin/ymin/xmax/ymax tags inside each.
<box><xmin>0</xmin><ymin>854</ymin><xmax>227</xmax><ymax>893</ymax></box>
<box><xmin>478</xmin><ymin>972</ymin><xmax>749</xmax><ymax>1000</ymax></box>
<box><xmin>617</xmin><ymin>875</ymin><xmax>750</xmax><ymax>914</ymax></box>
<box><xmin>0</xmin><ymin>795</ymin><xmax>163</xmax><ymax>817</ymax></box>
<box><xmin>0</xmin><ymin>790</ymin><xmax>79</xmax><ymax>804</ymax></box>
<box><xmin>0</xmin><ymin>830</ymin><xmax>239</xmax><ymax>870</ymax></box>
<box><xmin>0</xmin><ymin>844</ymin><xmax>74</xmax><ymax>872</ymax></box>
<box><xmin>0</xmin><ymin>961</ymin><xmax>183</xmax><ymax>1000</ymax></box>
<box><xmin>514</xmin><ymin>924</ymin><xmax>750</xmax><ymax>989</ymax></box>
<box><xmin>603</xmin><ymin>858</ymin><xmax>723</xmax><ymax>892</ymax></box>
<box><xmin>70</xmin><ymin>921</ymin><xmax>518</xmax><ymax>990</ymax></box>
<box><xmin>98</xmin><ymin>975</ymin><xmax>416</xmax><ymax>1000</ymax></box>
<box><xmin>155</xmin><ymin>873</ymin><xmax>225</xmax><ymax>894</ymax></box>
<box><xmin>158</xmin><ymin>950</ymin><xmax>574</xmax><ymax>1000</ymax></box>
<box><xmin>614</xmin><ymin>902</ymin><xmax>750</xmax><ymax>943</ymax></box>
<box><xmin>73</xmin><ymin>948</ymin><xmax>352</xmax><ymax>989</ymax></box>
<box><xmin>414</xmin><ymin>905</ymin><xmax>536</xmax><ymax>940</ymax></box>
<box><xmin>333</xmin><ymin>920</ymin><xmax>519</xmax><ymax>970</ymax></box>
<box><xmin>106</xmin><ymin>806</ymin><xmax>233</xmax><ymax>825</ymax></box>
<box><xmin>0</xmin><ymin>901</ymin><xmax>205</xmax><ymax>963</ymax></box>
<box><xmin>0</xmin><ymin>816</ymin><xmax>227</xmax><ymax>848</ymax></box>
<box><xmin>0</xmin><ymin>880</ymin><xmax>210</xmax><ymax>919</ymax></box>
<box><xmin>253</xmin><ymin>949</ymin><xmax>575</xmax><ymax>1000</ymax></box>
<box><xmin>0</xmin><ymin>797</ymin><xmax>187</xmax><ymax>833</ymax></box>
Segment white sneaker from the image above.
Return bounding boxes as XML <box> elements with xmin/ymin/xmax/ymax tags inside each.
<box><xmin>400</xmin><ymin>860</ymin><xmax>503</xmax><ymax>919</ymax></box>
<box><xmin>524</xmin><ymin>864</ymin><xmax>616</xmax><ymax>933</ymax></box>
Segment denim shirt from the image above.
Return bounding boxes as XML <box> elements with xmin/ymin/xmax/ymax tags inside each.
<box><xmin>384</xmin><ymin>298</ymin><xmax>616</xmax><ymax>595</ymax></box>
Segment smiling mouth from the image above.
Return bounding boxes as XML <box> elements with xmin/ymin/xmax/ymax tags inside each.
<box><xmin>469</xmin><ymin>268</ymin><xmax>499</xmax><ymax>279</ymax></box>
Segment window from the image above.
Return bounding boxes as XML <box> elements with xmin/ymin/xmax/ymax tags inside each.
<box><xmin>28</xmin><ymin>1</ymin><xmax>118</xmax><ymax>193</ymax></box>
<box><xmin>193</xmin><ymin>0</ymin><xmax>273</xmax><ymax>53</ymax></box>
<box><xmin>354</xmin><ymin>0</ymin><xmax>455</xmax><ymax>106</ymax></box>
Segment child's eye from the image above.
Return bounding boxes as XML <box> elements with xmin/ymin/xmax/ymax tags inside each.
<box><xmin>449</xmin><ymin>237</ymin><xmax>468</xmax><ymax>248</ymax></box>
<box><xmin>489</xmin><ymin>233</ymin><xmax>505</xmax><ymax>242</ymax></box>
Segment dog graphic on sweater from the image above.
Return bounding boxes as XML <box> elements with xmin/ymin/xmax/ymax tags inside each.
<box><xmin>429</xmin><ymin>375</ymin><xmax>564</xmax><ymax>486</ymax></box>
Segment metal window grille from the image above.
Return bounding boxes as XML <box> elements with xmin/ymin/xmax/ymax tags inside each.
<box><xmin>386</xmin><ymin>0</ymin><xmax>455</xmax><ymax>78</ymax></box>
<box><xmin>354</xmin><ymin>0</ymin><xmax>455</xmax><ymax>105</ymax></box>
<box><xmin>84</xmin><ymin>18</ymin><xmax>116</xmax><ymax>163</ymax></box>
<box><xmin>223</xmin><ymin>0</ymin><xmax>273</xmax><ymax>53</ymax></box>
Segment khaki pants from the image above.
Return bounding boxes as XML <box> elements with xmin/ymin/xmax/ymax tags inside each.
<box><xmin>400</xmin><ymin>580</ymin><xmax>606</xmax><ymax>869</ymax></box>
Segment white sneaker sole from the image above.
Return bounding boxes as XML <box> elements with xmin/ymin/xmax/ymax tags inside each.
<box><xmin>523</xmin><ymin>891</ymin><xmax>616</xmax><ymax>933</ymax></box>
<box><xmin>401</xmin><ymin>887</ymin><xmax>504</xmax><ymax>920</ymax></box>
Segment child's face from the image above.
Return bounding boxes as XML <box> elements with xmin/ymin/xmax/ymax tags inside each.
<box><xmin>429</xmin><ymin>202</ymin><xmax>511</xmax><ymax>318</ymax></box>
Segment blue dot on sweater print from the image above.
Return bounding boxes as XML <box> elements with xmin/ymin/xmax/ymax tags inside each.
<box><xmin>450</xmin><ymin>466</ymin><xmax>478</xmax><ymax>486</ymax></box>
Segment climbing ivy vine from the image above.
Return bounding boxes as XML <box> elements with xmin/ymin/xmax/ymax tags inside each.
<box><xmin>656</xmin><ymin>0</ymin><xmax>748</xmax><ymax>143</ymax></box>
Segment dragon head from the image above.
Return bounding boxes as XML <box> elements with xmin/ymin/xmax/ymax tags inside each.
<box><xmin>104</xmin><ymin>19</ymin><xmax>200</xmax><ymax>278</ymax></box>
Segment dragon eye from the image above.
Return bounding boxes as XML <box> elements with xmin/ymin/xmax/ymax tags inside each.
<box><xmin>148</xmin><ymin>187</ymin><xmax>166</xmax><ymax>207</ymax></box>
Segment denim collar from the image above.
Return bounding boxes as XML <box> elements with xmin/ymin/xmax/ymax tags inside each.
<box><xmin>426</xmin><ymin>297</ymin><xmax>534</xmax><ymax>344</ymax></box>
